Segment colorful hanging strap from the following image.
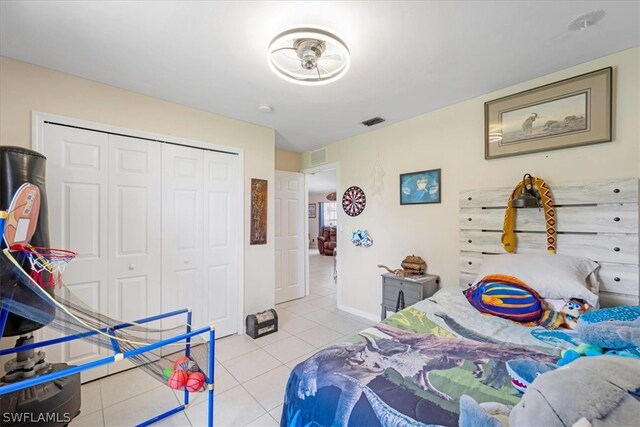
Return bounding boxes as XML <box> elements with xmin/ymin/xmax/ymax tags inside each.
<box><xmin>502</xmin><ymin>176</ymin><xmax>556</xmax><ymax>253</ymax></box>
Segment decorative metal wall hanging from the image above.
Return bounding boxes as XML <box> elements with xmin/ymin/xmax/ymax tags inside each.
<box><xmin>250</xmin><ymin>179</ymin><xmax>268</xmax><ymax>245</ymax></box>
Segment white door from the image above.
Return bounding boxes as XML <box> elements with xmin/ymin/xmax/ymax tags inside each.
<box><xmin>161</xmin><ymin>143</ymin><xmax>204</xmax><ymax>333</ymax></box>
<box><xmin>202</xmin><ymin>151</ymin><xmax>239</xmax><ymax>337</ymax></box>
<box><xmin>275</xmin><ymin>171</ymin><xmax>305</xmax><ymax>304</ymax></box>
<box><xmin>42</xmin><ymin>124</ymin><xmax>110</xmax><ymax>382</ymax></box>
<box><xmin>107</xmin><ymin>135</ymin><xmax>161</xmax><ymax>373</ymax></box>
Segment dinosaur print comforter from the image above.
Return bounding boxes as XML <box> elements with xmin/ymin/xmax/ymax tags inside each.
<box><xmin>281</xmin><ymin>288</ymin><xmax>578</xmax><ymax>426</ymax></box>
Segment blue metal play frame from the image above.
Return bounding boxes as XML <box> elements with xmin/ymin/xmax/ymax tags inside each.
<box><xmin>0</xmin><ymin>306</ymin><xmax>215</xmax><ymax>426</ymax></box>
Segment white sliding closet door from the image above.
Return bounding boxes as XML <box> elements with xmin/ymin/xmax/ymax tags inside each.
<box><xmin>107</xmin><ymin>135</ymin><xmax>161</xmax><ymax>373</ymax></box>
<box><xmin>42</xmin><ymin>124</ymin><xmax>110</xmax><ymax>382</ymax></box>
<box><xmin>38</xmin><ymin>119</ymin><xmax>242</xmax><ymax>382</ymax></box>
<box><xmin>203</xmin><ymin>151</ymin><xmax>239</xmax><ymax>337</ymax></box>
<box><xmin>161</xmin><ymin>144</ymin><xmax>204</xmax><ymax>332</ymax></box>
<box><xmin>162</xmin><ymin>145</ymin><xmax>240</xmax><ymax>338</ymax></box>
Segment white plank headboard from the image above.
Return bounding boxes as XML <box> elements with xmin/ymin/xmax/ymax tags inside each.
<box><xmin>459</xmin><ymin>178</ymin><xmax>639</xmax><ymax>307</ymax></box>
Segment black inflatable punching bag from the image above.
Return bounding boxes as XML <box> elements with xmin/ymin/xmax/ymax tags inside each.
<box><xmin>0</xmin><ymin>145</ymin><xmax>56</xmax><ymax>336</ymax></box>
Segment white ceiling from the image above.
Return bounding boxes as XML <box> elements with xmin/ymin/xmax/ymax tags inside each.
<box><xmin>308</xmin><ymin>169</ymin><xmax>337</xmax><ymax>195</ymax></box>
<box><xmin>1</xmin><ymin>1</ymin><xmax>638</xmax><ymax>152</ymax></box>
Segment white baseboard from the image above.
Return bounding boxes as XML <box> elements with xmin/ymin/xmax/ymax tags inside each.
<box><xmin>336</xmin><ymin>303</ymin><xmax>380</xmax><ymax>323</ymax></box>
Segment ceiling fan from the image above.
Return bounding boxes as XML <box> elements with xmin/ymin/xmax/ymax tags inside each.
<box><xmin>268</xmin><ymin>27</ymin><xmax>350</xmax><ymax>86</ymax></box>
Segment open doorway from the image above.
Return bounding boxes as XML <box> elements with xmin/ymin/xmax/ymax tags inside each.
<box><xmin>307</xmin><ymin>169</ymin><xmax>337</xmax><ymax>302</ymax></box>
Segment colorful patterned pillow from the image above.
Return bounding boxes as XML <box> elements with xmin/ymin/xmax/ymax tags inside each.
<box><xmin>463</xmin><ymin>274</ymin><xmax>543</xmax><ymax>323</ymax></box>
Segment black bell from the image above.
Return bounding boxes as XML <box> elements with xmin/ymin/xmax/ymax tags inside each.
<box><xmin>510</xmin><ymin>173</ymin><xmax>540</xmax><ymax>208</ymax></box>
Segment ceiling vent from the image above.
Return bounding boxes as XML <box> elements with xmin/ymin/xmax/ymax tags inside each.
<box><xmin>361</xmin><ymin>117</ymin><xmax>386</xmax><ymax>127</ymax></box>
<box><xmin>309</xmin><ymin>148</ymin><xmax>328</xmax><ymax>166</ymax></box>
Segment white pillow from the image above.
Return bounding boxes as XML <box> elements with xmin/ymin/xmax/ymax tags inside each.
<box><xmin>473</xmin><ymin>253</ymin><xmax>600</xmax><ymax>307</ymax></box>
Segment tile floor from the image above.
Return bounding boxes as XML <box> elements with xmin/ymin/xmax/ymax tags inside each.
<box><xmin>71</xmin><ymin>250</ymin><xmax>375</xmax><ymax>427</ymax></box>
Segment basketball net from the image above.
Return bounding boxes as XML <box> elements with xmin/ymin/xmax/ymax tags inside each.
<box><xmin>11</xmin><ymin>244</ymin><xmax>77</xmax><ymax>289</ymax></box>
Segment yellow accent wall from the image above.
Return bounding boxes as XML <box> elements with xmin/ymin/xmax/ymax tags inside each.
<box><xmin>275</xmin><ymin>149</ymin><xmax>302</xmax><ymax>172</ymax></box>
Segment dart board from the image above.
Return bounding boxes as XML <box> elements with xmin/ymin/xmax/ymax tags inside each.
<box><xmin>342</xmin><ymin>186</ymin><xmax>366</xmax><ymax>217</ymax></box>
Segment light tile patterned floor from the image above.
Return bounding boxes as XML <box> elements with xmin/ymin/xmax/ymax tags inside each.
<box><xmin>70</xmin><ymin>250</ymin><xmax>375</xmax><ymax>427</ymax></box>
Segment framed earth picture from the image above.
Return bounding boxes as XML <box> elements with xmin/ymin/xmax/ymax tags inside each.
<box><xmin>485</xmin><ymin>67</ymin><xmax>612</xmax><ymax>159</ymax></box>
<box><xmin>400</xmin><ymin>169</ymin><xmax>441</xmax><ymax>205</ymax></box>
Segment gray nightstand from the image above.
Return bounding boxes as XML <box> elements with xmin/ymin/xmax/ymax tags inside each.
<box><xmin>381</xmin><ymin>273</ymin><xmax>440</xmax><ymax>320</ymax></box>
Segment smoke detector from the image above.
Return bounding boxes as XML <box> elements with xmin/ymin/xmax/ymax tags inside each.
<box><xmin>568</xmin><ymin>10</ymin><xmax>605</xmax><ymax>31</ymax></box>
<box><xmin>268</xmin><ymin>27</ymin><xmax>350</xmax><ymax>85</ymax></box>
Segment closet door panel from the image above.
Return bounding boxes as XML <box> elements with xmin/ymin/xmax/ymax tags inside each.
<box><xmin>162</xmin><ymin>144</ymin><xmax>204</xmax><ymax>333</ymax></box>
<box><xmin>203</xmin><ymin>151</ymin><xmax>239</xmax><ymax>337</ymax></box>
<box><xmin>42</xmin><ymin>124</ymin><xmax>109</xmax><ymax>382</ymax></box>
<box><xmin>107</xmin><ymin>135</ymin><xmax>161</xmax><ymax>373</ymax></box>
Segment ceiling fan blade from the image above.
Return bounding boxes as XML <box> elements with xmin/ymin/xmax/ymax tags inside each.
<box><xmin>317</xmin><ymin>64</ymin><xmax>332</xmax><ymax>76</ymax></box>
<box><xmin>294</xmin><ymin>68</ymin><xmax>315</xmax><ymax>74</ymax></box>
<box><xmin>271</xmin><ymin>47</ymin><xmax>297</xmax><ymax>54</ymax></box>
<box><xmin>319</xmin><ymin>54</ymin><xmax>342</xmax><ymax>61</ymax></box>
<box><xmin>276</xmin><ymin>50</ymin><xmax>301</xmax><ymax>62</ymax></box>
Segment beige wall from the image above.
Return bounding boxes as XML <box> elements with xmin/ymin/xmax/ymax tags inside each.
<box><xmin>0</xmin><ymin>56</ymin><xmax>277</xmax><ymax>318</ymax></box>
<box><xmin>275</xmin><ymin>149</ymin><xmax>302</xmax><ymax>172</ymax></box>
<box><xmin>303</xmin><ymin>47</ymin><xmax>640</xmax><ymax>318</ymax></box>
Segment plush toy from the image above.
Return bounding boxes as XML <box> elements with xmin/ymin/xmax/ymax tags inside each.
<box><xmin>459</xmin><ymin>395</ymin><xmax>509</xmax><ymax>427</ymax></box>
<box><xmin>577</xmin><ymin>306</ymin><xmax>640</xmax><ymax>349</ymax></box>
<box><xmin>556</xmin><ymin>306</ymin><xmax>640</xmax><ymax>366</ymax></box>
<box><xmin>167</xmin><ymin>370</ymin><xmax>188</xmax><ymax>390</ymax></box>
<box><xmin>556</xmin><ymin>343</ymin><xmax>602</xmax><ymax>366</ymax></box>
<box><xmin>463</xmin><ymin>275</ymin><xmax>544</xmax><ymax>323</ymax></box>
<box><xmin>460</xmin><ymin>356</ymin><xmax>640</xmax><ymax>427</ymax></box>
<box><xmin>185</xmin><ymin>371</ymin><xmax>206</xmax><ymax>392</ymax></box>
<box><xmin>505</xmin><ymin>359</ymin><xmax>557</xmax><ymax>393</ymax></box>
<box><xmin>558</xmin><ymin>298</ymin><xmax>590</xmax><ymax>329</ymax></box>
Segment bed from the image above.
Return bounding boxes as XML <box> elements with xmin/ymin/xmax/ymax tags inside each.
<box><xmin>281</xmin><ymin>178</ymin><xmax>639</xmax><ymax>426</ymax></box>
<box><xmin>281</xmin><ymin>288</ymin><xmax>575</xmax><ymax>426</ymax></box>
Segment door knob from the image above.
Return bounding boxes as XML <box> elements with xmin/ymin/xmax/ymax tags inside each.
<box><xmin>184</xmin><ymin>259</ymin><xmax>190</xmax><ymax>264</ymax></box>
<box><xmin>128</xmin><ymin>264</ymin><xmax>135</xmax><ymax>270</ymax></box>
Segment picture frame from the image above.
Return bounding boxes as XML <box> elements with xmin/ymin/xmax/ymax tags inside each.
<box><xmin>308</xmin><ymin>203</ymin><xmax>316</xmax><ymax>218</ymax></box>
<box><xmin>399</xmin><ymin>169</ymin><xmax>441</xmax><ymax>205</ymax></box>
<box><xmin>485</xmin><ymin>67</ymin><xmax>612</xmax><ymax>159</ymax></box>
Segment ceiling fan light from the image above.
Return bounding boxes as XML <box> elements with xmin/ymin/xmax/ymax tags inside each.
<box><xmin>268</xmin><ymin>27</ymin><xmax>350</xmax><ymax>86</ymax></box>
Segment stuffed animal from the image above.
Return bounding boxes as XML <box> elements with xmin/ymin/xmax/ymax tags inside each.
<box><xmin>577</xmin><ymin>306</ymin><xmax>640</xmax><ymax>349</ymax></box>
<box><xmin>556</xmin><ymin>306</ymin><xmax>640</xmax><ymax>366</ymax></box>
<box><xmin>558</xmin><ymin>298</ymin><xmax>590</xmax><ymax>329</ymax></box>
<box><xmin>505</xmin><ymin>359</ymin><xmax>557</xmax><ymax>393</ymax></box>
<box><xmin>460</xmin><ymin>356</ymin><xmax>640</xmax><ymax>427</ymax></box>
